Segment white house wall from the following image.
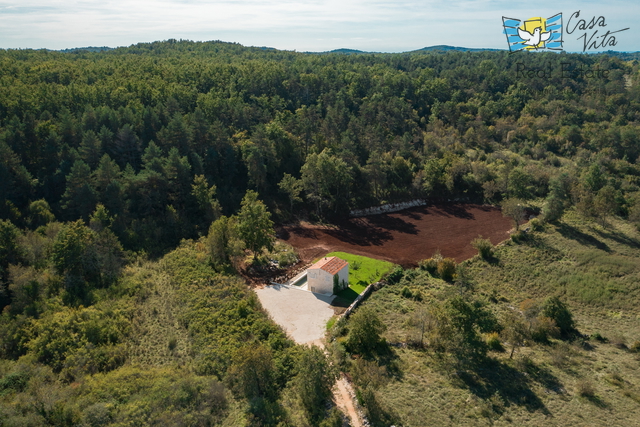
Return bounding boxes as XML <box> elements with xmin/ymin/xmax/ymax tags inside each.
<box><xmin>308</xmin><ymin>268</ymin><xmax>333</xmax><ymax>295</ymax></box>
<box><xmin>337</xmin><ymin>267</ymin><xmax>349</xmax><ymax>290</ymax></box>
<box><xmin>308</xmin><ymin>264</ymin><xmax>349</xmax><ymax>295</ymax></box>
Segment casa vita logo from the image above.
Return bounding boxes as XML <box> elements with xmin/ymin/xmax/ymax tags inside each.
<box><xmin>502</xmin><ymin>14</ymin><xmax>564</xmax><ymax>53</ymax></box>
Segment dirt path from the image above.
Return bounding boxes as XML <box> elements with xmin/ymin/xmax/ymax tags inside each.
<box><xmin>334</xmin><ymin>374</ymin><xmax>364</xmax><ymax>427</ymax></box>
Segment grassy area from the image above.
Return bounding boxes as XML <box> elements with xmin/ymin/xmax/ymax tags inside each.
<box><xmin>321</xmin><ymin>252</ymin><xmax>395</xmax><ymax>305</ymax></box>
<box><xmin>336</xmin><ymin>211</ymin><xmax>640</xmax><ymax>426</ymax></box>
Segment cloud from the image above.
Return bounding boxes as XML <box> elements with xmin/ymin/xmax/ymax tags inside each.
<box><xmin>0</xmin><ymin>0</ymin><xmax>637</xmax><ymax>51</ymax></box>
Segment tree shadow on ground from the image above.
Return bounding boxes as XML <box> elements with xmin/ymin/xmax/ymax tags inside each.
<box><xmin>278</xmin><ymin>226</ymin><xmax>320</xmax><ymax>240</ymax></box>
<box><xmin>556</xmin><ymin>223</ymin><xmax>610</xmax><ymax>252</ymax></box>
<box><xmin>376</xmin><ymin>342</ymin><xmax>403</xmax><ymax>382</ymax></box>
<box><xmin>436</xmin><ymin>204</ymin><xmax>476</xmax><ymax>220</ymax></box>
<box><xmin>582</xmin><ymin>393</ymin><xmax>610</xmax><ymax>409</ymax></box>
<box><xmin>591</xmin><ymin>227</ymin><xmax>640</xmax><ymax>249</ymax></box>
<box><xmin>451</xmin><ymin>357</ymin><xmax>557</xmax><ymax>415</ymax></box>
<box><xmin>324</xmin><ymin>220</ymin><xmax>393</xmax><ymax>247</ymax></box>
<box><xmin>366</xmin><ymin>214</ymin><xmax>418</xmax><ymax>235</ymax></box>
<box><xmin>480</xmin><ymin>253</ymin><xmax>502</xmax><ymax>266</ymax></box>
<box><xmin>397</xmin><ymin>206</ymin><xmax>427</xmax><ymax>220</ymax></box>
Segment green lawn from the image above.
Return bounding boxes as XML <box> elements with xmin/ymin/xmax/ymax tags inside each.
<box><xmin>321</xmin><ymin>251</ymin><xmax>395</xmax><ymax>305</ymax></box>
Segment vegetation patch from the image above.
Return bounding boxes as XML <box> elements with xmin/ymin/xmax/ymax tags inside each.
<box><xmin>321</xmin><ymin>251</ymin><xmax>395</xmax><ymax>305</ymax></box>
<box><xmin>329</xmin><ymin>212</ymin><xmax>640</xmax><ymax>426</ymax></box>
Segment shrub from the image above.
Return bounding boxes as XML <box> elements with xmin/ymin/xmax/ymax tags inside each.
<box><xmin>0</xmin><ymin>370</ymin><xmax>30</xmax><ymax>395</ymax></box>
<box><xmin>419</xmin><ymin>258</ymin><xmax>438</xmax><ymax>275</ymax></box>
<box><xmin>630</xmin><ymin>341</ymin><xmax>640</xmax><ymax>353</ymax></box>
<box><xmin>486</xmin><ymin>332</ymin><xmax>504</xmax><ymax>352</ymax></box>
<box><xmin>543</xmin><ymin>195</ymin><xmax>565</xmax><ymax>223</ymax></box>
<box><xmin>386</xmin><ymin>266</ymin><xmax>404</xmax><ymax>285</ymax></box>
<box><xmin>168</xmin><ymin>336</ymin><xmax>178</xmax><ymax>351</ymax></box>
<box><xmin>275</xmin><ymin>249</ymin><xmax>298</xmax><ymax>267</ymax></box>
<box><xmin>530</xmin><ymin>316</ymin><xmax>560</xmax><ymax>343</ymax></box>
<box><xmin>437</xmin><ymin>258</ymin><xmax>456</xmax><ymax>282</ymax></box>
<box><xmin>529</xmin><ymin>217</ymin><xmax>543</xmax><ymax>231</ymax></box>
<box><xmin>401</xmin><ymin>286</ymin><xmax>413</xmax><ymax>299</ymax></box>
<box><xmin>576</xmin><ymin>379</ymin><xmax>596</xmax><ymax>398</ymax></box>
<box><xmin>542</xmin><ymin>296</ymin><xmax>576</xmax><ymax>336</ymax></box>
<box><xmin>510</xmin><ymin>230</ymin><xmax>527</xmax><ymax>243</ymax></box>
<box><xmin>296</xmin><ymin>347</ymin><xmax>336</xmax><ymax>423</ymax></box>
<box><xmin>346</xmin><ymin>307</ymin><xmax>387</xmax><ymax>356</ymax></box>
<box><xmin>591</xmin><ymin>332</ymin><xmax>607</xmax><ymax>342</ymax></box>
<box><xmin>471</xmin><ymin>236</ymin><xmax>493</xmax><ymax>260</ymax></box>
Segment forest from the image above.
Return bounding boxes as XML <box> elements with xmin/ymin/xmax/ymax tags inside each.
<box><xmin>1</xmin><ymin>40</ymin><xmax>640</xmax><ymax>425</ymax></box>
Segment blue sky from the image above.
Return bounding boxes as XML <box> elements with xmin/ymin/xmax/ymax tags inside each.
<box><xmin>0</xmin><ymin>0</ymin><xmax>637</xmax><ymax>52</ymax></box>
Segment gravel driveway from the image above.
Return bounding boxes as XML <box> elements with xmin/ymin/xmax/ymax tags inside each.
<box><xmin>255</xmin><ymin>284</ymin><xmax>335</xmax><ymax>344</ymax></box>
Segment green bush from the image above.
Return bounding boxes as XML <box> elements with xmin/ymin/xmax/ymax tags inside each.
<box><xmin>530</xmin><ymin>316</ymin><xmax>560</xmax><ymax>343</ymax></box>
<box><xmin>401</xmin><ymin>286</ymin><xmax>413</xmax><ymax>299</ymax></box>
<box><xmin>486</xmin><ymin>332</ymin><xmax>504</xmax><ymax>352</ymax></box>
<box><xmin>419</xmin><ymin>258</ymin><xmax>438</xmax><ymax>274</ymax></box>
<box><xmin>0</xmin><ymin>370</ymin><xmax>30</xmax><ymax>395</ymax></box>
<box><xmin>437</xmin><ymin>258</ymin><xmax>457</xmax><ymax>282</ymax></box>
<box><xmin>346</xmin><ymin>307</ymin><xmax>387</xmax><ymax>356</ymax></box>
<box><xmin>529</xmin><ymin>218</ymin><xmax>543</xmax><ymax>231</ymax></box>
<box><xmin>542</xmin><ymin>296</ymin><xmax>576</xmax><ymax>336</ymax></box>
<box><xmin>386</xmin><ymin>266</ymin><xmax>404</xmax><ymax>285</ymax></box>
<box><xmin>471</xmin><ymin>236</ymin><xmax>493</xmax><ymax>260</ymax></box>
<box><xmin>510</xmin><ymin>230</ymin><xmax>527</xmax><ymax>243</ymax></box>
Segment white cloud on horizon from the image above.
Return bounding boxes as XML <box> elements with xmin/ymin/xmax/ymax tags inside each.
<box><xmin>0</xmin><ymin>0</ymin><xmax>637</xmax><ymax>52</ymax></box>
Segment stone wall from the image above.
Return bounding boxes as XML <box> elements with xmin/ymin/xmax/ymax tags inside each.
<box><xmin>349</xmin><ymin>199</ymin><xmax>427</xmax><ymax>217</ymax></box>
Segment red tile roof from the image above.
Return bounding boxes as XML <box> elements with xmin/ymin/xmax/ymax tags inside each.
<box><xmin>310</xmin><ymin>256</ymin><xmax>348</xmax><ymax>276</ymax></box>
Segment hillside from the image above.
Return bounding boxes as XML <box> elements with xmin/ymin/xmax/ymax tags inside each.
<box><xmin>331</xmin><ymin>210</ymin><xmax>640</xmax><ymax>426</ymax></box>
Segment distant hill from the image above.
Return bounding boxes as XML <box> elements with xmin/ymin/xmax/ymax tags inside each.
<box><xmin>306</xmin><ymin>45</ymin><xmax>504</xmax><ymax>54</ymax></box>
<box><xmin>304</xmin><ymin>48</ymin><xmax>372</xmax><ymax>55</ymax></box>
<box><xmin>59</xmin><ymin>46</ymin><xmax>114</xmax><ymax>53</ymax></box>
<box><xmin>53</xmin><ymin>42</ymin><xmax>638</xmax><ymax>57</ymax></box>
<box><xmin>410</xmin><ymin>45</ymin><xmax>503</xmax><ymax>52</ymax></box>
<box><xmin>592</xmin><ymin>50</ymin><xmax>640</xmax><ymax>60</ymax></box>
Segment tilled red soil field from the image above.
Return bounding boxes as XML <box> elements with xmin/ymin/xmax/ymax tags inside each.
<box><xmin>277</xmin><ymin>204</ymin><xmax>513</xmax><ymax>267</ymax></box>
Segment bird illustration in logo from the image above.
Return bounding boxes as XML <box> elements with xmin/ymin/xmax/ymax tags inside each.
<box><xmin>502</xmin><ymin>13</ymin><xmax>563</xmax><ymax>53</ymax></box>
<box><xmin>517</xmin><ymin>26</ymin><xmax>551</xmax><ymax>47</ymax></box>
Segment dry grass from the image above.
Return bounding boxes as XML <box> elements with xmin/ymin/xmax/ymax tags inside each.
<box><xmin>126</xmin><ymin>262</ymin><xmax>192</xmax><ymax>367</ymax></box>
<box><xmin>348</xmin><ymin>211</ymin><xmax>640</xmax><ymax>426</ymax></box>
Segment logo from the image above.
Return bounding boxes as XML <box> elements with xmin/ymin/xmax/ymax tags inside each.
<box><xmin>502</xmin><ymin>14</ymin><xmax>564</xmax><ymax>53</ymax></box>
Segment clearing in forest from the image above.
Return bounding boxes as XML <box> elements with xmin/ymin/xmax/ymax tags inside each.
<box><xmin>279</xmin><ymin>203</ymin><xmax>513</xmax><ymax>267</ymax></box>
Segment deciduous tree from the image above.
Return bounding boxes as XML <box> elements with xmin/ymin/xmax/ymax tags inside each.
<box><xmin>296</xmin><ymin>346</ymin><xmax>336</xmax><ymax>423</ymax></box>
<box><xmin>237</xmin><ymin>190</ymin><xmax>274</xmax><ymax>258</ymax></box>
<box><xmin>502</xmin><ymin>198</ymin><xmax>526</xmax><ymax>231</ymax></box>
<box><xmin>347</xmin><ymin>306</ymin><xmax>387</xmax><ymax>356</ymax></box>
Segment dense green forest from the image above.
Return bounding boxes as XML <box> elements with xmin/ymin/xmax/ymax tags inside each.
<box><xmin>2</xmin><ymin>40</ymin><xmax>640</xmax><ymax>426</ymax></box>
<box><xmin>2</xmin><ymin>40</ymin><xmax>640</xmax><ymax>255</ymax></box>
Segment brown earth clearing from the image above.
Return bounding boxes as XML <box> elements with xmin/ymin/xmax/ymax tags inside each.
<box><xmin>278</xmin><ymin>204</ymin><xmax>514</xmax><ymax>267</ymax></box>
